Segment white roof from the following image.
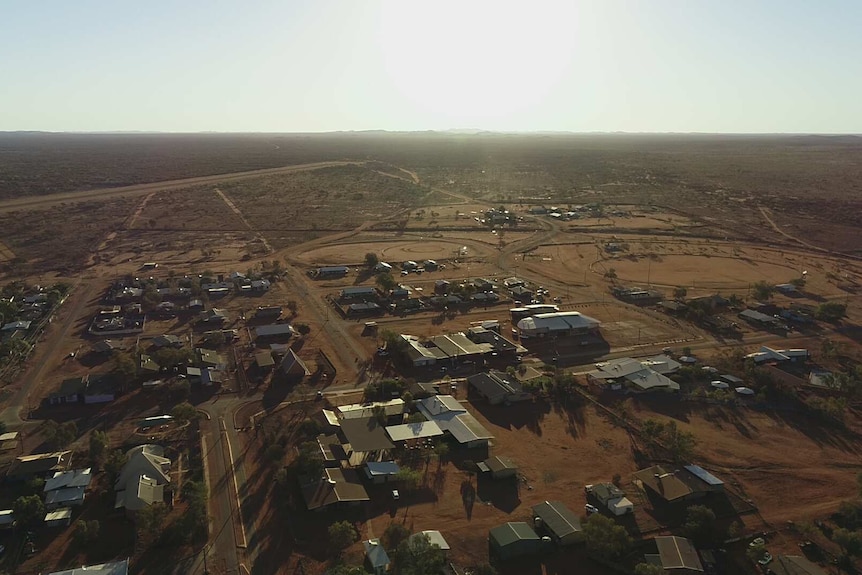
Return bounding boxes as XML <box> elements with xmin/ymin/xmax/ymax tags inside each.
<box><xmin>417</xmin><ymin>395</ymin><xmax>465</xmax><ymax>416</ymax></box>
<box><xmin>366</xmin><ymin>461</ymin><xmax>401</xmax><ymax>476</ymax></box>
<box><xmin>609</xmin><ymin>496</ymin><xmax>634</xmax><ymax>511</ymax></box>
<box><xmin>416</xmin><ymin>396</ymin><xmax>493</xmax><ymax>444</ymax></box>
<box><xmin>339</xmin><ymin>399</ymin><xmax>405</xmax><ymax>419</ymax></box>
<box><xmin>411</xmin><ymin>530</ymin><xmax>450</xmax><ymax>550</ymax></box>
<box><xmin>45</xmin><ymin>508</ymin><xmax>73</xmax><ymax>521</ymax></box>
<box><xmin>47</xmin><ymin>559</ymin><xmax>129</xmax><ymax>575</ymax></box>
<box><xmin>0</xmin><ymin>431</ymin><xmax>19</xmax><ymax>442</ymax></box>
<box><xmin>386</xmin><ymin>421</ymin><xmax>444</xmax><ymax>442</ymax></box>
<box><xmin>321</xmin><ymin>409</ymin><xmax>340</xmax><ymax>427</ymax></box>
<box><xmin>517</xmin><ymin>311</ymin><xmax>600</xmax><ymax>333</ymax></box>
<box><xmin>0</xmin><ymin>509</ymin><xmax>13</xmax><ymax>525</ymax></box>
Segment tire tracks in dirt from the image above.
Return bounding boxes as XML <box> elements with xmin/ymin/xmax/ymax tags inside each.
<box><xmin>214</xmin><ymin>188</ymin><xmax>273</xmax><ymax>254</ymax></box>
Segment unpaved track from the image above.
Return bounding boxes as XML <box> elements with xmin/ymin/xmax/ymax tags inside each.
<box><xmin>0</xmin><ymin>161</ymin><xmax>362</xmax><ymax>213</ymax></box>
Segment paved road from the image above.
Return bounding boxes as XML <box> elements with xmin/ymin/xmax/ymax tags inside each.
<box><xmin>0</xmin><ymin>161</ymin><xmax>362</xmax><ymax>213</ymax></box>
<box><xmin>0</xmin><ymin>280</ymin><xmax>92</xmax><ymax>428</ymax></box>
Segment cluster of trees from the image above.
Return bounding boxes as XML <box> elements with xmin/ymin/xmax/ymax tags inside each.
<box><xmin>815</xmin><ymin>302</ymin><xmax>847</xmax><ymax>322</ymax></box>
<box><xmin>640</xmin><ymin>419</ymin><xmax>697</xmax><ymax>462</ymax></box>
<box><xmin>43</xmin><ymin>420</ymin><xmax>77</xmax><ymax>449</ymax></box>
<box><xmin>328</xmin><ymin>523</ymin><xmax>453</xmax><ymax>575</ymax></box>
<box><xmin>363</xmin><ymin>378</ymin><xmax>408</xmax><ymax>402</ymax></box>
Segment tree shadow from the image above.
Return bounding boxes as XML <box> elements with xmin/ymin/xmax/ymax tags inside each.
<box><xmin>476</xmin><ymin>473</ymin><xmax>521</xmax><ymax>514</ymax></box>
<box><xmin>460</xmin><ymin>478</ymin><xmax>476</xmax><ymax>520</ymax></box>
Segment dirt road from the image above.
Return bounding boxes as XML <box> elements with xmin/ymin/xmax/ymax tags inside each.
<box><xmin>0</xmin><ymin>161</ymin><xmax>362</xmax><ymax>213</ymax></box>
<box><xmin>0</xmin><ymin>280</ymin><xmax>94</xmax><ymax>427</ymax></box>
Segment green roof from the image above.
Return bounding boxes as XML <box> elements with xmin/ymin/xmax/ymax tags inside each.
<box><xmin>489</xmin><ymin>522</ymin><xmax>539</xmax><ymax>547</ymax></box>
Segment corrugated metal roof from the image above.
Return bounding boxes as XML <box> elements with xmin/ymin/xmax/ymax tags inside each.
<box><xmin>684</xmin><ymin>465</ymin><xmax>724</xmax><ymax>486</ymax></box>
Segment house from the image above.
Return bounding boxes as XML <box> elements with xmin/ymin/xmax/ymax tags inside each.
<box><xmin>385</xmin><ymin>421</ymin><xmax>444</xmax><ymax>443</ymax></box>
<box><xmin>254</xmin><ymin>324</ymin><xmax>296</xmax><ymax>339</ymax></box>
<box><xmin>531</xmin><ymin>500</ymin><xmax>583</xmax><ymax>546</ymax></box>
<box><xmin>745</xmin><ymin>346</ymin><xmax>809</xmax><ymax>364</ymax></box>
<box><xmin>49</xmin><ymin>376</ymin><xmax>89</xmax><ymax>405</ymax></box>
<box><xmin>409</xmin><ymin>530</ymin><xmax>450</xmax><ymax>551</ymax></box>
<box><xmin>489</xmin><ymin>522</ymin><xmax>543</xmax><ymax>560</ymax></box>
<box><xmin>7</xmin><ymin>451</ymin><xmax>72</xmax><ymax>481</ymax></box>
<box><xmin>255</xmin><ymin>351</ymin><xmax>275</xmax><ymax>370</ymax></box>
<box><xmin>339</xmin><ymin>417</ymin><xmax>395</xmax><ymax>456</ymax></box>
<box><xmin>140</xmin><ymin>354</ymin><xmax>160</xmax><ymax>373</ymax></box>
<box><xmin>738</xmin><ymin>309</ymin><xmax>786</xmax><ymax>330</ymax></box>
<box><xmin>517</xmin><ymin>311</ymin><xmax>601</xmax><ymax>338</ymax></box>
<box><xmin>374</xmin><ymin>262</ymin><xmax>393</xmax><ymax>273</ymax></box>
<box><xmin>509</xmin><ymin>285</ymin><xmax>533</xmax><ymax>302</ymax></box>
<box><xmin>423</xmin><ymin>260</ymin><xmax>439</xmax><ymax>271</ymax></box>
<box><xmin>402</xmin><ymin>261</ymin><xmax>418</xmax><ymax>271</ymax></box>
<box><xmin>363</xmin><ymin>539</ymin><xmax>391</xmax><ymax>575</ymax></box>
<box><xmin>416</xmin><ymin>395</ymin><xmax>494</xmax><ymax>448</ymax></box>
<box><xmin>91</xmin><ymin>339</ymin><xmax>121</xmax><ymax>354</ymax></box>
<box><xmin>347</xmin><ymin>302</ymin><xmax>382</xmax><ymax>316</ymax></box>
<box><xmin>314</xmin><ymin>266</ymin><xmax>350</xmax><ymax>278</ymax></box>
<box><xmin>195</xmin><ymin>348</ymin><xmax>226</xmax><ymax>368</ymax></box>
<box><xmin>588</xmin><ymin>358</ymin><xmax>680</xmax><ymax>393</ymax></box>
<box><xmin>633</xmin><ymin>465</ymin><xmax>722</xmax><ymax>504</ymax></box>
<box><xmin>82</xmin><ymin>375</ymin><xmax>115</xmax><ymax>404</ymax></box>
<box><xmin>767</xmin><ymin>555</ymin><xmax>827</xmax><ymax>575</ymax></box>
<box><xmin>434</xmin><ymin>280</ymin><xmax>450</xmax><ymax>294</ymax></box>
<box><xmin>199</xmin><ymin>308</ymin><xmax>228</xmax><ymax>324</ymax></box>
<box><xmin>44</xmin><ymin>507</ymin><xmax>73</xmax><ymax>528</ymax></box>
<box><xmin>339</xmin><ymin>286</ymin><xmax>379</xmax><ymax>301</ymax></box>
<box><xmin>45</xmin><ymin>468</ymin><xmax>93</xmax><ymax>492</ymax></box>
<box><xmin>339</xmin><ymin>399</ymin><xmax>405</xmax><ymax>420</ymax></box>
<box><xmin>46</xmin><ymin>559</ymin><xmax>129</xmax><ymax>575</ymax></box>
<box><xmin>365</xmin><ymin>461</ymin><xmax>401</xmax><ymax>484</ymax></box>
<box><xmin>586</xmin><ymin>483</ymin><xmax>634</xmax><ymax>515</ymax></box>
<box><xmin>301</xmin><ymin>468</ymin><xmax>370</xmax><ymax>510</ymax></box>
<box><xmin>644</xmin><ymin>536</ymin><xmax>704</xmax><ymax>573</ymax></box>
<box><xmin>188</xmin><ymin>299</ymin><xmax>204</xmax><ymax>311</ymax></box>
<box><xmin>478</xmin><ymin>456</ymin><xmax>517</xmax><ymax>479</ymax></box>
<box><xmin>280</xmin><ymin>349</ymin><xmax>311</xmax><ymax>378</ymax></box>
<box><xmin>0</xmin><ymin>509</ymin><xmax>14</xmax><ymax>529</ymax></box>
<box><xmin>467</xmin><ymin>371</ymin><xmax>532</xmax><ymax>405</ymax></box>
<box><xmin>114</xmin><ymin>445</ymin><xmax>171</xmax><ymax>515</ymax></box>
<box><xmin>201</xmin><ymin>368</ymin><xmax>225</xmax><ymax>386</ymax></box>
<box><xmin>152</xmin><ymin>334</ymin><xmax>182</xmax><ymax>348</ymax></box>
<box><xmin>2</xmin><ymin>320</ymin><xmax>31</xmax><ymax>332</ymax></box>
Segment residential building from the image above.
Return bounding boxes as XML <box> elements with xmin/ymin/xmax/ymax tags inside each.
<box><xmin>416</xmin><ymin>395</ymin><xmax>493</xmax><ymax>448</ymax></box>
<box><xmin>645</xmin><ymin>536</ymin><xmax>704</xmax><ymax>573</ymax></box>
<box><xmin>489</xmin><ymin>522</ymin><xmax>543</xmax><ymax>559</ymax></box>
<box><xmin>7</xmin><ymin>451</ymin><xmax>72</xmax><ymax>481</ymax></box>
<box><xmin>301</xmin><ymin>468</ymin><xmax>370</xmax><ymax>510</ymax></box>
<box><xmin>363</xmin><ymin>539</ymin><xmax>391</xmax><ymax>575</ymax></box>
<box><xmin>633</xmin><ymin>465</ymin><xmax>723</xmax><ymax>504</ymax></box>
<box><xmin>588</xmin><ymin>357</ymin><xmax>680</xmax><ymax>393</ymax></box>
<box><xmin>531</xmin><ymin>500</ymin><xmax>583</xmax><ymax>546</ymax></box>
<box><xmin>114</xmin><ymin>445</ymin><xmax>171</xmax><ymax>515</ymax></box>
<box><xmin>516</xmin><ymin>311</ymin><xmax>601</xmax><ymax>338</ymax></box>
<box><xmin>467</xmin><ymin>371</ymin><xmax>532</xmax><ymax>405</ymax></box>
<box><xmin>586</xmin><ymin>483</ymin><xmax>634</xmax><ymax>515</ymax></box>
<box><xmin>280</xmin><ymin>349</ymin><xmax>311</xmax><ymax>378</ymax></box>
<box><xmin>46</xmin><ymin>559</ymin><xmax>129</xmax><ymax>575</ymax></box>
<box><xmin>478</xmin><ymin>456</ymin><xmax>518</xmax><ymax>479</ymax></box>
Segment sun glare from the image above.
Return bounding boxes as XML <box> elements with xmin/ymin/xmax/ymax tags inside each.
<box><xmin>377</xmin><ymin>2</ymin><xmax>586</xmax><ymax>128</ymax></box>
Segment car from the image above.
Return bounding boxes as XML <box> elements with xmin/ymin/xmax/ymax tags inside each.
<box><xmin>315</xmin><ymin>390</ymin><xmax>324</xmax><ymax>400</ymax></box>
<box><xmin>679</xmin><ymin>356</ymin><xmax>698</xmax><ymax>364</ymax></box>
<box><xmin>401</xmin><ymin>270</ymin><xmax>409</xmax><ymax>276</ymax></box>
<box><xmin>749</xmin><ymin>537</ymin><xmax>765</xmax><ymax>548</ymax></box>
<box><xmin>702</xmin><ymin>366</ymin><xmax>718</xmax><ymax>373</ymax></box>
<box><xmin>757</xmin><ymin>552</ymin><xmax>773</xmax><ymax>566</ymax></box>
<box><xmin>391</xmin><ymin>489</ymin><xmax>400</xmax><ymax>500</ymax></box>
<box><xmin>662</xmin><ymin>347</ymin><xmax>672</xmax><ymax>354</ymax></box>
<box><xmin>585</xmin><ymin>504</ymin><xmax>599</xmax><ymax>514</ymax></box>
<box><xmin>710</xmin><ymin>381</ymin><xmax>730</xmax><ymax>390</ymax></box>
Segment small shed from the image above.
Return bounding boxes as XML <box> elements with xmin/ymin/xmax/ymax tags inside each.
<box><xmin>478</xmin><ymin>456</ymin><xmax>518</xmax><ymax>479</ymax></box>
<box><xmin>532</xmin><ymin>500</ymin><xmax>583</xmax><ymax>546</ymax></box>
<box><xmin>363</xmin><ymin>538</ymin><xmax>391</xmax><ymax>575</ymax></box>
<box><xmin>44</xmin><ymin>507</ymin><xmax>73</xmax><ymax>528</ymax></box>
<box><xmin>489</xmin><ymin>522</ymin><xmax>543</xmax><ymax>560</ymax></box>
<box><xmin>365</xmin><ymin>461</ymin><xmax>401</xmax><ymax>484</ymax></box>
<box><xmin>255</xmin><ymin>351</ymin><xmax>275</xmax><ymax>369</ymax></box>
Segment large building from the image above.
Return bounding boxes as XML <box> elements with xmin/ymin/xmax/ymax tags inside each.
<box><xmin>516</xmin><ymin>311</ymin><xmax>600</xmax><ymax>338</ymax></box>
<box><xmin>588</xmin><ymin>356</ymin><xmax>681</xmax><ymax>393</ymax></box>
<box><xmin>416</xmin><ymin>395</ymin><xmax>494</xmax><ymax>448</ymax></box>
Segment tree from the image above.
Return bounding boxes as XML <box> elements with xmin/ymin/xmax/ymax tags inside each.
<box><xmin>287</xmin><ymin>300</ymin><xmax>298</xmax><ymax>315</ymax></box>
<box><xmin>137</xmin><ymin>501</ymin><xmax>168</xmax><ymax>546</ymax></box>
<box><xmin>89</xmin><ymin>431</ymin><xmax>109</xmax><ymax>466</ymax></box>
<box><xmin>104</xmin><ymin>449</ymin><xmax>128</xmax><ymax>479</ymax></box>
<box><xmin>152</xmin><ymin>347</ymin><xmax>192</xmax><ymax>368</ymax></box>
<box><xmin>295</xmin><ymin>323</ymin><xmax>311</xmax><ymax>335</ymax></box>
<box><xmin>382</xmin><ymin>522</ymin><xmax>410</xmax><ymax>551</ymax></box>
<box><xmin>43</xmin><ymin>419</ymin><xmax>77</xmax><ymax>449</ymax></box>
<box><xmin>604</xmin><ymin>268</ymin><xmax>617</xmax><ymax>280</ymax></box>
<box><xmin>747</xmin><ymin>543</ymin><xmax>767</xmax><ymax>563</ymax></box>
<box><xmin>74</xmin><ymin>519</ymin><xmax>101</xmax><ymax>547</ymax></box>
<box><xmin>394</xmin><ymin>533</ymin><xmax>446</xmax><ymax>575</ymax></box>
<box><xmin>171</xmin><ymin>402</ymin><xmax>198</xmax><ymax>423</ymax></box>
<box><xmin>328</xmin><ymin>520</ymin><xmax>359</xmax><ymax>556</ymax></box>
<box><xmin>395</xmin><ymin>468</ymin><xmax>423</xmax><ymax>491</ymax></box>
<box><xmin>376</xmin><ymin>272</ymin><xmax>397</xmax><ymax>292</ymax></box>
<box><xmin>663</xmin><ymin>420</ymin><xmax>697</xmax><ymax>462</ymax></box>
<box><xmin>751</xmin><ymin>281</ymin><xmax>774</xmax><ymax>301</ymax></box>
<box><xmin>833</xmin><ymin>528</ymin><xmax>862</xmax><ymax>557</ymax></box>
<box><xmin>365</xmin><ymin>253</ymin><xmax>380</xmax><ymax>268</ymax></box>
<box><xmin>790</xmin><ymin>276</ymin><xmax>806</xmax><ymax>289</ymax></box>
<box><xmin>673</xmin><ymin>286</ymin><xmax>688</xmax><ymax>299</ymax></box>
<box><xmin>583</xmin><ymin>513</ymin><xmax>631</xmax><ymax>560</ymax></box>
<box><xmin>816</xmin><ymin>302</ymin><xmax>847</xmax><ymax>322</ymax></box>
<box><xmin>293</xmin><ymin>441</ymin><xmax>324</xmax><ymax>478</ymax></box>
<box><xmin>265</xmin><ymin>443</ymin><xmax>285</xmax><ymax>466</ymax></box>
<box><xmin>683</xmin><ymin>505</ymin><xmax>717</xmax><ymax>545</ymax></box>
<box><xmin>13</xmin><ymin>495</ymin><xmax>45</xmax><ymax>529</ymax></box>
<box><xmin>113</xmin><ymin>351</ymin><xmax>138</xmax><ymax>382</ymax></box>
<box><xmin>634</xmin><ymin>564</ymin><xmax>664</xmax><ymax>575</ymax></box>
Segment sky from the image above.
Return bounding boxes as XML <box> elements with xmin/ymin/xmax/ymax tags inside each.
<box><xmin>1</xmin><ymin>0</ymin><xmax>860</xmax><ymax>133</ymax></box>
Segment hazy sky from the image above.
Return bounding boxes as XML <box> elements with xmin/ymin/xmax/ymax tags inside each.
<box><xmin>2</xmin><ymin>0</ymin><xmax>860</xmax><ymax>133</ymax></box>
